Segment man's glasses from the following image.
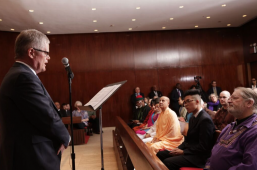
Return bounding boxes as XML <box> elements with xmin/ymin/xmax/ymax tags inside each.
<box><xmin>183</xmin><ymin>99</ymin><xmax>195</xmax><ymax>106</ymax></box>
<box><xmin>252</xmin><ymin>80</ymin><xmax>256</xmax><ymax>82</ymax></box>
<box><xmin>33</xmin><ymin>48</ymin><xmax>49</xmax><ymax>56</ymax></box>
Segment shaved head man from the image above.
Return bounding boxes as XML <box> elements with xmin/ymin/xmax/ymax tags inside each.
<box><xmin>212</xmin><ymin>91</ymin><xmax>234</xmax><ymax>131</ymax></box>
<box><xmin>146</xmin><ymin>96</ymin><xmax>184</xmax><ymax>154</ymax></box>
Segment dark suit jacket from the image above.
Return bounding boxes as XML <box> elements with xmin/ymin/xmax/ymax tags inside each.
<box><xmin>178</xmin><ymin>109</ymin><xmax>215</xmax><ymax>167</ymax></box>
<box><xmin>148</xmin><ymin>91</ymin><xmax>163</xmax><ymax>99</ymax></box>
<box><xmin>170</xmin><ymin>88</ymin><xmax>184</xmax><ymax>115</ymax></box>
<box><xmin>0</xmin><ymin>63</ymin><xmax>70</xmax><ymax>170</ymax></box>
<box><xmin>131</xmin><ymin>92</ymin><xmax>145</xmax><ymax>108</ymax></box>
<box><xmin>207</xmin><ymin>86</ymin><xmax>222</xmax><ymax>96</ymax></box>
<box><xmin>60</xmin><ymin>109</ymin><xmax>71</xmax><ymax>117</ymax></box>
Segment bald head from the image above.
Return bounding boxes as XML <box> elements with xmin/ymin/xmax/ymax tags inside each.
<box><xmin>159</xmin><ymin>96</ymin><xmax>170</xmax><ymax>111</ymax></box>
<box><xmin>219</xmin><ymin>90</ymin><xmax>230</xmax><ymax>107</ymax></box>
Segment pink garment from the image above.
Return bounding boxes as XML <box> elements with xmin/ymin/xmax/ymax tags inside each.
<box><xmin>147</xmin><ymin>112</ymin><xmax>159</xmax><ymax>127</ymax></box>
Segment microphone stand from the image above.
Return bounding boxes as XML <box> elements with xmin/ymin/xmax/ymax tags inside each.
<box><xmin>68</xmin><ymin>73</ymin><xmax>76</xmax><ymax>170</ymax></box>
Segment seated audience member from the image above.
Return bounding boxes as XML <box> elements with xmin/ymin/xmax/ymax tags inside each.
<box><xmin>88</xmin><ymin>110</ymin><xmax>100</xmax><ymax>134</ymax></box>
<box><xmin>251</xmin><ymin>78</ymin><xmax>256</xmax><ymax>89</ymax></box>
<box><xmin>54</xmin><ymin>101</ymin><xmax>61</xmax><ymax>116</ymax></box>
<box><xmin>205</xmin><ymin>93</ymin><xmax>221</xmax><ymax>118</ymax></box>
<box><xmin>142</xmin><ymin>102</ymin><xmax>162</xmax><ymax>143</ymax></box>
<box><xmin>146</xmin><ymin>96</ymin><xmax>184</xmax><ymax>154</ymax></box>
<box><xmin>133</xmin><ymin>99</ymin><xmax>156</xmax><ymax>132</ymax></box>
<box><xmin>131</xmin><ymin>87</ymin><xmax>145</xmax><ymax>113</ymax></box>
<box><xmin>157</xmin><ymin>89</ymin><xmax>215</xmax><ymax>170</ymax></box>
<box><xmin>72</xmin><ymin>101</ymin><xmax>92</xmax><ymax>135</ymax></box>
<box><xmin>149</xmin><ymin>85</ymin><xmax>163</xmax><ymax>99</ymax></box>
<box><xmin>178</xmin><ymin>97</ymin><xmax>187</xmax><ymax>120</ymax></box>
<box><xmin>205</xmin><ymin>87</ymin><xmax>257</xmax><ymax>170</ymax></box>
<box><xmin>144</xmin><ymin>97</ymin><xmax>150</xmax><ymax>106</ymax></box>
<box><xmin>213</xmin><ymin>91</ymin><xmax>234</xmax><ymax>131</ymax></box>
<box><xmin>170</xmin><ymin>83</ymin><xmax>184</xmax><ymax>116</ymax></box>
<box><xmin>135</xmin><ymin>98</ymin><xmax>160</xmax><ymax>139</ymax></box>
<box><xmin>128</xmin><ymin>95</ymin><xmax>150</xmax><ymax>128</ymax></box>
<box><xmin>207</xmin><ymin>80</ymin><xmax>222</xmax><ymax>96</ymax></box>
<box><xmin>60</xmin><ymin>103</ymin><xmax>70</xmax><ymax>117</ymax></box>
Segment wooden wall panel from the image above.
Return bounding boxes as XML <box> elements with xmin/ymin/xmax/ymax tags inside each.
<box><xmin>0</xmin><ymin>26</ymin><xmax>247</xmax><ymax>127</ymax></box>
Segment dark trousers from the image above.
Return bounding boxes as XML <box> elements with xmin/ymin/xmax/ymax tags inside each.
<box><xmin>156</xmin><ymin>150</ymin><xmax>197</xmax><ymax>170</ymax></box>
<box><xmin>89</xmin><ymin>117</ymin><xmax>100</xmax><ymax>133</ymax></box>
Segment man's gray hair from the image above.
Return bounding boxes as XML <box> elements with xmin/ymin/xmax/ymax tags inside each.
<box><xmin>236</xmin><ymin>87</ymin><xmax>257</xmax><ymax>113</ymax></box>
<box><xmin>15</xmin><ymin>29</ymin><xmax>50</xmax><ymax>59</ymax></box>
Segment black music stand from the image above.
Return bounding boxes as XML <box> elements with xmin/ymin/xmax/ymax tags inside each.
<box><xmin>79</xmin><ymin>80</ymin><xmax>127</xmax><ymax>170</ymax></box>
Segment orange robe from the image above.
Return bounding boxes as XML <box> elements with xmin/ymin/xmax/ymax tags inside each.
<box><xmin>146</xmin><ymin>107</ymin><xmax>184</xmax><ymax>154</ymax></box>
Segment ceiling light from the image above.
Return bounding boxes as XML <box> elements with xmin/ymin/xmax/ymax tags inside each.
<box><xmin>29</xmin><ymin>10</ymin><xmax>34</xmax><ymax>12</ymax></box>
<box><xmin>195</xmin><ymin>25</ymin><xmax>198</xmax><ymax>28</ymax></box>
<box><xmin>227</xmin><ymin>24</ymin><xmax>231</xmax><ymax>26</ymax></box>
<box><xmin>170</xmin><ymin>18</ymin><xmax>174</xmax><ymax>20</ymax></box>
<box><xmin>243</xmin><ymin>15</ymin><xmax>247</xmax><ymax>17</ymax></box>
<box><xmin>0</xmin><ymin>19</ymin><xmax>2</xmax><ymax>21</ymax></box>
<box><xmin>206</xmin><ymin>16</ymin><xmax>211</xmax><ymax>19</ymax></box>
<box><xmin>179</xmin><ymin>6</ymin><xmax>184</xmax><ymax>8</ymax></box>
<box><xmin>136</xmin><ymin>7</ymin><xmax>140</xmax><ymax>9</ymax></box>
<box><xmin>94</xmin><ymin>29</ymin><xmax>98</xmax><ymax>32</ymax></box>
<box><xmin>129</xmin><ymin>28</ymin><xmax>132</xmax><ymax>30</ymax></box>
<box><xmin>10</xmin><ymin>29</ymin><xmax>15</xmax><ymax>31</ymax></box>
<box><xmin>132</xmin><ymin>19</ymin><xmax>136</xmax><ymax>21</ymax></box>
<box><xmin>162</xmin><ymin>27</ymin><xmax>166</xmax><ymax>29</ymax></box>
<box><xmin>39</xmin><ymin>22</ymin><xmax>43</xmax><ymax>24</ymax></box>
<box><xmin>47</xmin><ymin>31</ymin><xmax>51</xmax><ymax>34</ymax></box>
<box><xmin>93</xmin><ymin>20</ymin><xmax>97</xmax><ymax>22</ymax></box>
<box><xmin>222</xmin><ymin>4</ymin><xmax>226</xmax><ymax>7</ymax></box>
<box><xmin>92</xmin><ymin>8</ymin><xmax>96</xmax><ymax>10</ymax></box>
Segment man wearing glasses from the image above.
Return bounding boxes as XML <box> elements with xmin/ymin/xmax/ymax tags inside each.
<box><xmin>251</xmin><ymin>78</ymin><xmax>256</xmax><ymax>89</ymax></box>
<box><xmin>205</xmin><ymin>87</ymin><xmax>257</xmax><ymax>170</ymax></box>
<box><xmin>157</xmin><ymin>89</ymin><xmax>215</xmax><ymax>170</ymax></box>
<box><xmin>0</xmin><ymin>29</ymin><xmax>70</xmax><ymax>170</ymax></box>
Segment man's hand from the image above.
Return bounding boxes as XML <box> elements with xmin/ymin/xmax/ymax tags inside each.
<box><xmin>82</xmin><ymin>118</ymin><xmax>89</xmax><ymax>122</ymax></box>
<box><xmin>169</xmin><ymin>148</ymin><xmax>184</xmax><ymax>156</ymax></box>
<box><xmin>151</xmin><ymin>137</ymin><xmax>160</xmax><ymax>143</ymax></box>
<box><xmin>144</xmin><ymin>133</ymin><xmax>151</xmax><ymax>138</ymax></box>
<box><xmin>57</xmin><ymin>144</ymin><xmax>66</xmax><ymax>155</ymax></box>
<box><xmin>133</xmin><ymin>120</ymin><xmax>139</xmax><ymax>123</ymax></box>
<box><xmin>178</xmin><ymin>117</ymin><xmax>185</xmax><ymax>122</ymax></box>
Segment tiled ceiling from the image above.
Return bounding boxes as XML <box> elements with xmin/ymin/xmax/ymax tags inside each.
<box><xmin>0</xmin><ymin>0</ymin><xmax>257</xmax><ymax>34</ymax></box>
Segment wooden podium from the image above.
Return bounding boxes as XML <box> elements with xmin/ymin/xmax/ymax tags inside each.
<box><xmin>62</xmin><ymin>116</ymin><xmax>85</xmax><ymax>145</ymax></box>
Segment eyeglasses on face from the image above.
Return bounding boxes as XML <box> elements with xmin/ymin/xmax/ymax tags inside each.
<box><xmin>183</xmin><ymin>99</ymin><xmax>195</xmax><ymax>106</ymax></box>
<box><xmin>33</xmin><ymin>48</ymin><xmax>49</xmax><ymax>56</ymax></box>
<box><xmin>252</xmin><ymin>80</ymin><xmax>256</xmax><ymax>81</ymax></box>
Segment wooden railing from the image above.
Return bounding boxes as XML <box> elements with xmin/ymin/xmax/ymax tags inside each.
<box><xmin>113</xmin><ymin>116</ymin><xmax>168</xmax><ymax>170</ymax></box>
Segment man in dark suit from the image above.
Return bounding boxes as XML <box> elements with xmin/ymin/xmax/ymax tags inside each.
<box><xmin>60</xmin><ymin>103</ymin><xmax>71</xmax><ymax>117</ymax></box>
<box><xmin>207</xmin><ymin>80</ymin><xmax>222</xmax><ymax>97</ymax></box>
<box><xmin>170</xmin><ymin>83</ymin><xmax>184</xmax><ymax>116</ymax></box>
<box><xmin>157</xmin><ymin>89</ymin><xmax>215</xmax><ymax>170</ymax></box>
<box><xmin>131</xmin><ymin>87</ymin><xmax>144</xmax><ymax>113</ymax></box>
<box><xmin>0</xmin><ymin>29</ymin><xmax>70</xmax><ymax>170</ymax></box>
<box><xmin>149</xmin><ymin>85</ymin><xmax>163</xmax><ymax>99</ymax></box>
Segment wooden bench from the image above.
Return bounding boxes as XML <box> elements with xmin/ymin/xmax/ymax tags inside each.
<box><xmin>113</xmin><ymin>116</ymin><xmax>168</xmax><ymax>170</ymax></box>
<box><xmin>62</xmin><ymin>117</ymin><xmax>85</xmax><ymax>145</ymax></box>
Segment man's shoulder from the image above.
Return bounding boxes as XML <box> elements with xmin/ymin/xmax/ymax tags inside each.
<box><xmin>198</xmin><ymin>110</ymin><xmax>213</xmax><ymax>121</ymax></box>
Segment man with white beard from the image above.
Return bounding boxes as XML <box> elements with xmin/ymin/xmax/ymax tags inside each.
<box><xmin>205</xmin><ymin>87</ymin><xmax>257</xmax><ymax>170</ymax></box>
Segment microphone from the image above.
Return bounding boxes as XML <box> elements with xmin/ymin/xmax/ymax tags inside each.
<box><xmin>61</xmin><ymin>57</ymin><xmax>74</xmax><ymax>79</ymax></box>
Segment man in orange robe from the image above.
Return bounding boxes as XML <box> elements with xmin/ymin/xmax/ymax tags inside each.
<box><xmin>146</xmin><ymin>96</ymin><xmax>184</xmax><ymax>154</ymax></box>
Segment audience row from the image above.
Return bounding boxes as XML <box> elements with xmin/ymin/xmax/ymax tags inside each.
<box><xmin>129</xmin><ymin>85</ymin><xmax>257</xmax><ymax>170</ymax></box>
